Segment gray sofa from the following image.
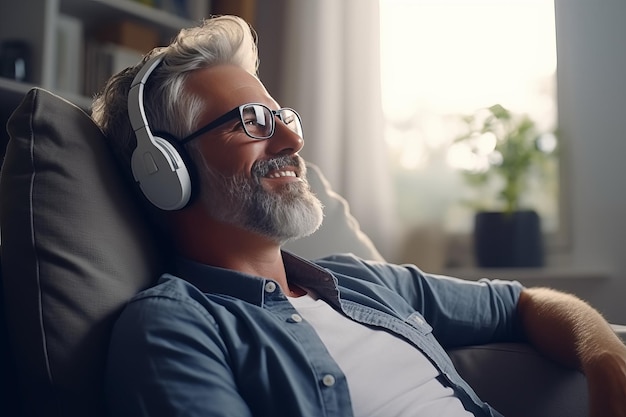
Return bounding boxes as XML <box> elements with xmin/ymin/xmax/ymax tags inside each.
<box><xmin>1</xmin><ymin>88</ymin><xmax>623</xmax><ymax>417</ymax></box>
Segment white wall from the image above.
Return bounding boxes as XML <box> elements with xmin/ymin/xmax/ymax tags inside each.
<box><xmin>545</xmin><ymin>0</ymin><xmax>626</xmax><ymax>323</ymax></box>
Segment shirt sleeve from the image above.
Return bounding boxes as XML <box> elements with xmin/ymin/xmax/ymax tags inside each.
<box><xmin>105</xmin><ymin>278</ymin><xmax>253</xmax><ymax>417</ymax></box>
<box><xmin>317</xmin><ymin>254</ymin><xmax>525</xmax><ymax>348</ymax></box>
<box><xmin>414</xmin><ymin>272</ymin><xmax>525</xmax><ymax>348</ymax></box>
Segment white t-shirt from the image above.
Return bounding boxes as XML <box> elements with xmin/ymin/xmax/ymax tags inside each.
<box><xmin>288</xmin><ymin>292</ymin><xmax>473</xmax><ymax>417</ymax></box>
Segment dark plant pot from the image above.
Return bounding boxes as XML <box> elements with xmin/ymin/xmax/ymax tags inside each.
<box><xmin>473</xmin><ymin>210</ymin><xmax>544</xmax><ymax>268</ymax></box>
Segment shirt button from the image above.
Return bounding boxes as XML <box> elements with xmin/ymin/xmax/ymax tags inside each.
<box><xmin>264</xmin><ymin>282</ymin><xmax>277</xmax><ymax>293</ymax></box>
<box><xmin>289</xmin><ymin>314</ymin><xmax>303</xmax><ymax>323</ymax></box>
<box><xmin>322</xmin><ymin>374</ymin><xmax>336</xmax><ymax>387</ymax></box>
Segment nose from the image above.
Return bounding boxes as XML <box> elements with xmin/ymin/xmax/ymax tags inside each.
<box><xmin>266</xmin><ymin>117</ymin><xmax>304</xmax><ymax>155</ymax></box>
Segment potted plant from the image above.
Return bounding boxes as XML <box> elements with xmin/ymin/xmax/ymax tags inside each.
<box><xmin>454</xmin><ymin>104</ymin><xmax>557</xmax><ymax>267</ymax></box>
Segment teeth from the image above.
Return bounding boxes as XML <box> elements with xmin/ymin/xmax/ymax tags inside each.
<box><xmin>267</xmin><ymin>170</ymin><xmax>297</xmax><ymax>179</ymax></box>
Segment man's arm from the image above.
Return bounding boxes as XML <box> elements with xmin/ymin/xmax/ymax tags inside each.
<box><xmin>517</xmin><ymin>287</ymin><xmax>626</xmax><ymax>417</ymax></box>
<box><xmin>106</xmin><ymin>289</ymin><xmax>254</xmax><ymax>417</ymax></box>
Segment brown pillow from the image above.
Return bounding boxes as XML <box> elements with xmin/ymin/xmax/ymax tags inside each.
<box><xmin>0</xmin><ymin>88</ymin><xmax>165</xmax><ymax>417</ymax></box>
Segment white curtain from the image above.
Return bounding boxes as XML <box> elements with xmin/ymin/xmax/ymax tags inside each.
<box><xmin>279</xmin><ymin>0</ymin><xmax>396</xmax><ymax>258</ymax></box>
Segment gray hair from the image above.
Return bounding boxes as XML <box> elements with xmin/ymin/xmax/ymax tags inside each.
<box><xmin>91</xmin><ymin>15</ymin><xmax>259</xmax><ymax>177</ymax></box>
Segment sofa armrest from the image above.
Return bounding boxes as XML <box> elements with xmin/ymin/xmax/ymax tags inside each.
<box><xmin>447</xmin><ymin>343</ymin><xmax>587</xmax><ymax>417</ymax></box>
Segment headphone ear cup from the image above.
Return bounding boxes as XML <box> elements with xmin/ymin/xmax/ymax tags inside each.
<box><xmin>156</xmin><ymin>133</ymin><xmax>200</xmax><ymax>203</ymax></box>
<box><xmin>130</xmin><ymin>134</ymin><xmax>192</xmax><ymax>210</ymax></box>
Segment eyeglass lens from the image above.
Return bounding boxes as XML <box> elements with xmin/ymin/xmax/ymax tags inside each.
<box><xmin>240</xmin><ymin>104</ymin><xmax>302</xmax><ymax>139</ymax></box>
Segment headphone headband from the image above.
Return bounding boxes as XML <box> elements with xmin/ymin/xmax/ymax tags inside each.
<box><xmin>128</xmin><ymin>54</ymin><xmax>164</xmax><ymax>136</ymax></box>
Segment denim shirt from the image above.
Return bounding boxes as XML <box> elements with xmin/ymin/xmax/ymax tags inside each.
<box><xmin>106</xmin><ymin>252</ymin><xmax>524</xmax><ymax>417</ymax></box>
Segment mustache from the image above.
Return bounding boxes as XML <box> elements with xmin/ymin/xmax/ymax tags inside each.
<box><xmin>251</xmin><ymin>155</ymin><xmax>305</xmax><ymax>179</ymax></box>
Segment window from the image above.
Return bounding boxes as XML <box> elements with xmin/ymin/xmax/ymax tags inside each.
<box><xmin>380</xmin><ymin>0</ymin><xmax>559</xmax><ymax>266</ymax></box>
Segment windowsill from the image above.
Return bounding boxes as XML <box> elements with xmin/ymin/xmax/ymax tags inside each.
<box><xmin>440</xmin><ymin>266</ymin><xmax>610</xmax><ymax>282</ymax></box>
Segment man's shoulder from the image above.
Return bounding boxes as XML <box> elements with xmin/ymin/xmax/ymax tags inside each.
<box><xmin>119</xmin><ymin>273</ymin><xmax>221</xmax><ymax>325</ymax></box>
<box><xmin>313</xmin><ymin>252</ymin><xmax>402</xmax><ymax>276</ymax></box>
<box><xmin>311</xmin><ymin>252</ymin><xmax>411</xmax><ymax>289</ymax></box>
<box><xmin>129</xmin><ymin>273</ymin><xmax>206</xmax><ymax>306</ymax></box>
<box><xmin>312</xmin><ymin>252</ymin><xmax>380</xmax><ymax>270</ymax></box>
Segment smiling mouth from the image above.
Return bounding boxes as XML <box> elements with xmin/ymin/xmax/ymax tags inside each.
<box><xmin>253</xmin><ymin>156</ymin><xmax>304</xmax><ymax>182</ymax></box>
<box><xmin>265</xmin><ymin>169</ymin><xmax>299</xmax><ymax>179</ymax></box>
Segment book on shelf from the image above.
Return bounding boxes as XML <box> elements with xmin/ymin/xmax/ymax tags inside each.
<box><xmin>212</xmin><ymin>0</ymin><xmax>255</xmax><ymax>24</ymax></box>
<box><xmin>83</xmin><ymin>42</ymin><xmax>143</xmax><ymax>97</ymax></box>
<box><xmin>96</xmin><ymin>20</ymin><xmax>159</xmax><ymax>54</ymax></box>
<box><xmin>54</xmin><ymin>14</ymin><xmax>84</xmax><ymax>95</ymax></box>
<box><xmin>130</xmin><ymin>0</ymin><xmax>210</xmax><ymax>21</ymax></box>
<box><xmin>188</xmin><ymin>0</ymin><xmax>211</xmax><ymax>21</ymax></box>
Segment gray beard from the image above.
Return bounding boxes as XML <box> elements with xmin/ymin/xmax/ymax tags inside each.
<box><xmin>198</xmin><ymin>156</ymin><xmax>324</xmax><ymax>244</ymax></box>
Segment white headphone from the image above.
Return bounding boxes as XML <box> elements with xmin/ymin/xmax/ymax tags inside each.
<box><xmin>128</xmin><ymin>54</ymin><xmax>192</xmax><ymax>210</ymax></box>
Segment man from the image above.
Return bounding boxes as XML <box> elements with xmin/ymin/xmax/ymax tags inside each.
<box><xmin>92</xmin><ymin>15</ymin><xmax>626</xmax><ymax>417</ymax></box>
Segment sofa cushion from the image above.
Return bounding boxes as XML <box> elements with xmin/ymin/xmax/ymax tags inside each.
<box><xmin>0</xmin><ymin>88</ymin><xmax>165</xmax><ymax>417</ymax></box>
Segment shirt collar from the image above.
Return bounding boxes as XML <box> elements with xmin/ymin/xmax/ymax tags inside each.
<box><xmin>174</xmin><ymin>251</ymin><xmax>340</xmax><ymax>307</ymax></box>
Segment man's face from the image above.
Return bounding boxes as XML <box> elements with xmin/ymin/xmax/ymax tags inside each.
<box><xmin>184</xmin><ymin>65</ymin><xmax>323</xmax><ymax>243</ymax></box>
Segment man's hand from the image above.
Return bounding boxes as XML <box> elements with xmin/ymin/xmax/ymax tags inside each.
<box><xmin>517</xmin><ymin>288</ymin><xmax>626</xmax><ymax>417</ymax></box>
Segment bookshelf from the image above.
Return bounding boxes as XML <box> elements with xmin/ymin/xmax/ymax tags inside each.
<box><xmin>0</xmin><ymin>0</ymin><xmax>209</xmax><ymax>110</ymax></box>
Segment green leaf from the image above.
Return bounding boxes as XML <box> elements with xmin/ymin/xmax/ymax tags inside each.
<box><xmin>456</xmin><ymin>104</ymin><xmax>557</xmax><ymax>213</ymax></box>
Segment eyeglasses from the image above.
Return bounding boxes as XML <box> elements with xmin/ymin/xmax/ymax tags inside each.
<box><xmin>180</xmin><ymin>103</ymin><xmax>303</xmax><ymax>144</ymax></box>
